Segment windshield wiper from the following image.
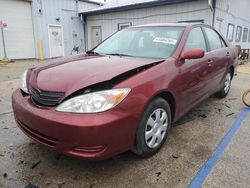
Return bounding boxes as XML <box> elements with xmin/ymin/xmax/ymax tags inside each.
<box><xmin>106</xmin><ymin>53</ymin><xmax>132</xmax><ymax>57</ymax></box>
<box><xmin>86</xmin><ymin>51</ymin><xmax>100</xmax><ymax>56</ymax></box>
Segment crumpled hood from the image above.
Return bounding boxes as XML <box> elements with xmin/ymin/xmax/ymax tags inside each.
<box><xmin>29</xmin><ymin>54</ymin><xmax>163</xmax><ymax>96</ymax></box>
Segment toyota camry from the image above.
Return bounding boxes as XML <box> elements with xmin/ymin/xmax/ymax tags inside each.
<box><xmin>12</xmin><ymin>23</ymin><xmax>238</xmax><ymax>160</ymax></box>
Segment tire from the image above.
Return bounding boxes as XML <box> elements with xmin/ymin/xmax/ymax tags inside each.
<box><xmin>215</xmin><ymin>71</ymin><xmax>232</xmax><ymax>98</ymax></box>
<box><xmin>132</xmin><ymin>97</ymin><xmax>172</xmax><ymax>157</ymax></box>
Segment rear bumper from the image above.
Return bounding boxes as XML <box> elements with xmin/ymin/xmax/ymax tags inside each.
<box><xmin>12</xmin><ymin>89</ymin><xmax>138</xmax><ymax>160</ymax></box>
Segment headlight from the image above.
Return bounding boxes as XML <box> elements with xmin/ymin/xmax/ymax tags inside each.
<box><xmin>20</xmin><ymin>70</ymin><xmax>29</xmax><ymax>94</ymax></box>
<box><xmin>56</xmin><ymin>88</ymin><xmax>131</xmax><ymax>113</ymax></box>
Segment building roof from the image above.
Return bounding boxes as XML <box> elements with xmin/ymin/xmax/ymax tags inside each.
<box><xmin>79</xmin><ymin>0</ymin><xmax>103</xmax><ymax>6</ymax></box>
<box><xmin>79</xmin><ymin>0</ymin><xmax>194</xmax><ymax>16</ymax></box>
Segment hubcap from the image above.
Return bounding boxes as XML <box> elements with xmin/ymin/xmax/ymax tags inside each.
<box><xmin>224</xmin><ymin>73</ymin><xmax>231</xmax><ymax>93</ymax></box>
<box><xmin>145</xmin><ymin>108</ymin><xmax>168</xmax><ymax>148</ymax></box>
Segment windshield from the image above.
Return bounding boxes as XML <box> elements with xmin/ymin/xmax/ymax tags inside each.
<box><xmin>93</xmin><ymin>27</ymin><xmax>184</xmax><ymax>59</ymax></box>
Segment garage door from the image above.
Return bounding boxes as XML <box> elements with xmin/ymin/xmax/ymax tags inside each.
<box><xmin>0</xmin><ymin>0</ymin><xmax>35</xmax><ymax>59</ymax></box>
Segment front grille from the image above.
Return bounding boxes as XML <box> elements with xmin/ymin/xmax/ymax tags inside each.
<box><xmin>31</xmin><ymin>87</ymin><xmax>65</xmax><ymax>106</ymax></box>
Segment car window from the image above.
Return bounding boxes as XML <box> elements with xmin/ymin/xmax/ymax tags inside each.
<box><xmin>102</xmin><ymin>30</ymin><xmax>136</xmax><ymax>53</ymax></box>
<box><xmin>138</xmin><ymin>31</ymin><xmax>156</xmax><ymax>48</ymax></box>
<box><xmin>184</xmin><ymin>27</ymin><xmax>207</xmax><ymax>52</ymax></box>
<box><xmin>94</xmin><ymin>27</ymin><xmax>184</xmax><ymax>59</ymax></box>
<box><xmin>204</xmin><ymin>27</ymin><xmax>224</xmax><ymax>51</ymax></box>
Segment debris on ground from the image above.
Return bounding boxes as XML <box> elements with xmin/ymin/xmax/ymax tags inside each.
<box><xmin>57</xmin><ymin>182</ymin><xmax>66</xmax><ymax>188</ymax></box>
<box><xmin>89</xmin><ymin>184</ymin><xmax>96</xmax><ymax>188</ymax></box>
<box><xmin>3</xmin><ymin>173</ymin><xmax>7</xmax><ymax>178</ymax></box>
<box><xmin>10</xmin><ymin>153</ymin><xmax>15</xmax><ymax>159</ymax></box>
<box><xmin>224</xmin><ymin>104</ymin><xmax>231</xmax><ymax>108</ymax></box>
<box><xmin>172</xmin><ymin>155</ymin><xmax>179</xmax><ymax>159</ymax></box>
<box><xmin>199</xmin><ymin>114</ymin><xmax>207</xmax><ymax>118</ymax></box>
<box><xmin>226</xmin><ymin>113</ymin><xmax>235</xmax><ymax>117</ymax></box>
<box><xmin>31</xmin><ymin>160</ymin><xmax>41</xmax><ymax>169</ymax></box>
<box><xmin>24</xmin><ymin>183</ymin><xmax>38</xmax><ymax>188</ymax></box>
<box><xmin>73</xmin><ymin>175</ymin><xmax>79</xmax><ymax>180</ymax></box>
<box><xmin>18</xmin><ymin>160</ymin><xmax>24</xmax><ymax>165</ymax></box>
<box><xmin>156</xmin><ymin>171</ymin><xmax>161</xmax><ymax>177</ymax></box>
<box><xmin>9</xmin><ymin>143</ymin><xmax>14</xmax><ymax>149</ymax></box>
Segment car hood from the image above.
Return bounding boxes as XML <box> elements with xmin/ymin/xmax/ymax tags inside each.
<box><xmin>29</xmin><ymin>54</ymin><xmax>163</xmax><ymax>96</ymax></box>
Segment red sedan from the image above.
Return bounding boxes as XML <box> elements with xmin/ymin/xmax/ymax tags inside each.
<box><xmin>12</xmin><ymin>23</ymin><xmax>238</xmax><ymax>160</ymax></box>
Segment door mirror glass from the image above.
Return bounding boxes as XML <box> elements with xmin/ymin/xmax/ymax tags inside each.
<box><xmin>181</xmin><ymin>48</ymin><xmax>205</xmax><ymax>60</ymax></box>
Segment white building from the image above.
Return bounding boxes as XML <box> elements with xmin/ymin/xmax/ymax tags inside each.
<box><xmin>0</xmin><ymin>0</ymin><xmax>100</xmax><ymax>60</ymax></box>
<box><xmin>80</xmin><ymin>0</ymin><xmax>250</xmax><ymax>50</ymax></box>
<box><xmin>1</xmin><ymin>0</ymin><xmax>250</xmax><ymax>61</ymax></box>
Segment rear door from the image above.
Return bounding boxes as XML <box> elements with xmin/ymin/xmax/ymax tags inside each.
<box><xmin>177</xmin><ymin>27</ymin><xmax>211</xmax><ymax>110</ymax></box>
<box><xmin>202</xmin><ymin>27</ymin><xmax>229</xmax><ymax>90</ymax></box>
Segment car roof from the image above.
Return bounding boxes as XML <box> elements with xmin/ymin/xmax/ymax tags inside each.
<box><xmin>131</xmin><ymin>22</ymin><xmax>209</xmax><ymax>28</ymax></box>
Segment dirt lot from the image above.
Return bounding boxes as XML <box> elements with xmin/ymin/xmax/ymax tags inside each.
<box><xmin>0</xmin><ymin>60</ymin><xmax>250</xmax><ymax>188</ymax></box>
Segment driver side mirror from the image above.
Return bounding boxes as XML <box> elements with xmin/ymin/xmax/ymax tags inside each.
<box><xmin>181</xmin><ymin>48</ymin><xmax>205</xmax><ymax>60</ymax></box>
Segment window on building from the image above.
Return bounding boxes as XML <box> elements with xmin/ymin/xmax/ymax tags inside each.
<box><xmin>118</xmin><ymin>22</ymin><xmax>132</xmax><ymax>31</ymax></box>
<box><xmin>204</xmin><ymin>27</ymin><xmax>224</xmax><ymax>51</ymax></box>
<box><xmin>184</xmin><ymin>27</ymin><xmax>207</xmax><ymax>52</ymax></box>
<box><xmin>243</xmin><ymin>28</ymin><xmax>248</xmax><ymax>42</ymax></box>
<box><xmin>226</xmin><ymin>23</ymin><xmax>235</xmax><ymax>42</ymax></box>
<box><xmin>235</xmin><ymin>26</ymin><xmax>242</xmax><ymax>42</ymax></box>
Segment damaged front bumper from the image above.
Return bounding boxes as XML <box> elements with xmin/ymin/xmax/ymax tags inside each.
<box><xmin>12</xmin><ymin>89</ymin><xmax>138</xmax><ymax>160</ymax></box>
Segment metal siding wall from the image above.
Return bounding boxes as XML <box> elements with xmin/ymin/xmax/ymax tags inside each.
<box><xmin>86</xmin><ymin>0</ymin><xmax>211</xmax><ymax>50</ymax></box>
<box><xmin>215</xmin><ymin>0</ymin><xmax>250</xmax><ymax>48</ymax></box>
<box><xmin>32</xmin><ymin>0</ymin><xmax>99</xmax><ymax>59</ymax></box>
<box><xmin>78</xmin><ymin>2</ymin><xmax>99</xmax><ymax>12</ymax></box>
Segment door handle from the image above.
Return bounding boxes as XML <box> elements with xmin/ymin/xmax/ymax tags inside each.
<box><xmin>208</xmin><ymin>59</ymin><xmax>213</xmax><ymax>67</ymax></box>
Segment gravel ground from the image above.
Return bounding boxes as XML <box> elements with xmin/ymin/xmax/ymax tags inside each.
<box><xmin>0</xmin><ymin>60</ymin><xmax>250</xmax><ymax>188</ymax></box>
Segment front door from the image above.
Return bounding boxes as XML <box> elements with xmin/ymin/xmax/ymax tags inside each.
<box><xmin>48</xmin><ymin>25</ymin><xmax>64</xmax><ymax>58</ymax></box>
<box><xmin>91</xmin><ymin>26</ymin><xmax>102</xmax><ymax>49</ymax></box>
<box><xmin>175</xmin><ymin>27</ymin><xmax>211</xmax><ymax>116</ymax></box>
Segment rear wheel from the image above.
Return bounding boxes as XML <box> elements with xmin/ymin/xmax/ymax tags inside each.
<box><xmin>215</xmin><ymin>72</ymin><xmax>232</xmax><ymax>98</ymax></box>
<box><xmin>132</xmin><ymin>97</ymin><xmax>171</xmax><ymax>157</ymax></box>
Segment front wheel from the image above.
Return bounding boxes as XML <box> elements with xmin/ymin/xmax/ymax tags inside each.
<box><xmin>132</xmin><ymin>97</ymin><xmax>171</xmax><ymax>157</ymax></box>
<box><xmin>215</xmin><ymin>72</ymin><xmax>232</xmax><ymax>98</ymax></box>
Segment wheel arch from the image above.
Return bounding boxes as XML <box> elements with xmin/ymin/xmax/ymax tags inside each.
<box><xmin>156</xmin><ymin>91</ymin><xmax>176</xmax><ymax>122</ymax></box>
<box><xmin>230</xmin><ymin>66</ymin><xmax>235</xmax><ymax>79</ymax></box>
